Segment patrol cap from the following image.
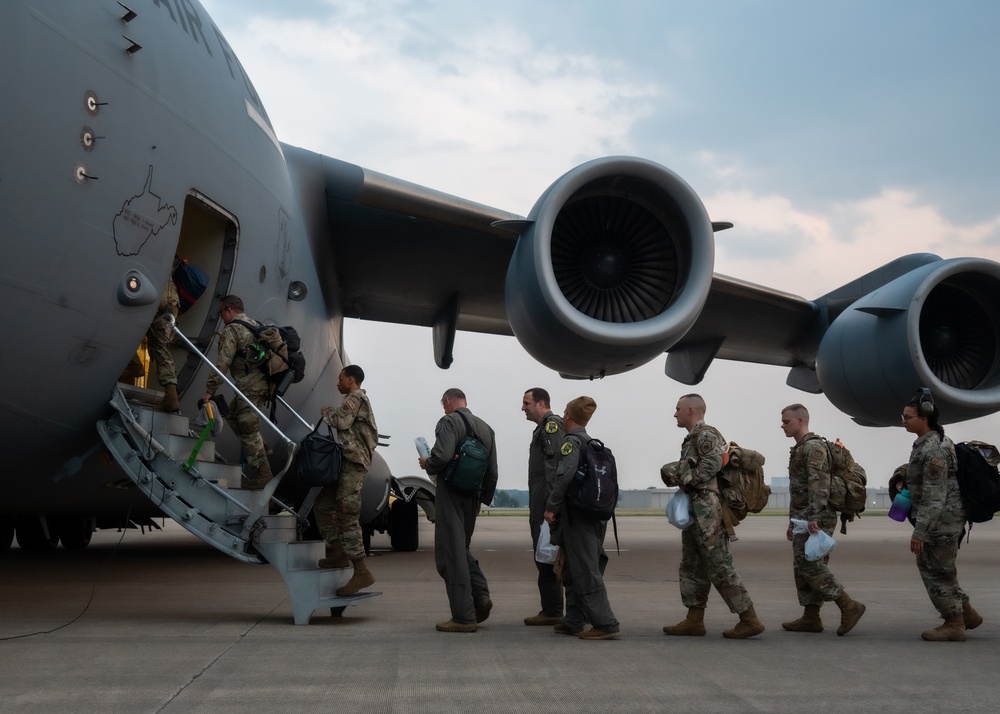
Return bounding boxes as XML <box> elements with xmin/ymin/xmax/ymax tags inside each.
<box><xmin>565</xmin><ymin>396</ymin><xmax>597</xmax><ymax>426</ymax></box>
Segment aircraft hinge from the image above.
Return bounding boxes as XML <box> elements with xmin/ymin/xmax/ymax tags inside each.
<box><xmin>123</xmin><ymin>35</ymin><xmax>142</xmax><ymax>55</ymax></box>
<box><xmin>118</xmin><ymin>2</ymin><xmax>138</xmax><ymax>23</ymax></box>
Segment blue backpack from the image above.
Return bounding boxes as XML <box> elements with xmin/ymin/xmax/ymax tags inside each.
<box><xmin>172</xmin><ymin>256</ymin><xmax>209</xmax><ymax>314</ymax></box>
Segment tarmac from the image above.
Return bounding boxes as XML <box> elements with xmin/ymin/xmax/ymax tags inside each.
<box><xmin>1</xmin><ymin>513</ymin><xmax>997</xmax><ymax>713</ymax></box>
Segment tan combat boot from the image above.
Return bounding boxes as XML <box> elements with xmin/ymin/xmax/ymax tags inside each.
<box><xmin>663</xmin><ymin>606</ymin><xmax>706</xmax><ymax>636</ymax></box>
<box><xmin>157</xmin><ymin>384</ymin><xmax>180</xmax><ymax>413</ymax></box>
<box><xmin>835</xmin><ymin>592</ymin><xmax>866</xmax><ymax>636</ymax></box>
<box><xmin>318</xmin><ymin>541</ymin><xmax>350</xmax><ymax>569</ymax></box>
<box><xmin>524</xmin><ymin>613</ymin><xmax>562</xmax><ymax>626</ymax></box>
<box><xmin>921</xmin><ymin>613</ymin><xmax>967</xmax><ymax>642</ymax></box>
<box><xmin>337</xmin><ymin>557</ymin><xmax>375</xmax><ymax>596</ymax></box>
<box><xmin>436</xmin><ymin>620</ymin><xmax>478</xmax><ymax>633</ymax></box>
<box><xmin>782</xmin><ymin>604</ymin><xmax>823</xmax><ymax>633</ymax></box>
<box><xmin>723</xmin><ymin>606</ymin><xmax>765</xmax><ymax>639</ymax></box>
<box><xmin>963</xmin><ymin>601</ymin><xmax>984</xmax><ymax>630</ymax></box>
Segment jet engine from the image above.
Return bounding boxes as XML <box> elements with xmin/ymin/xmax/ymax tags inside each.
<box><xmin>817</xmin><ymin>258</ymin><xmax>1000</xmax><ymax>426</ymax></box>
<box><xmin>504</xmin><ymin>157</ymin><xmax>715</xmax><ymax>378</ymax></box>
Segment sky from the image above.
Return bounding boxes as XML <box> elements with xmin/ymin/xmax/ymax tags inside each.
<box><xmin>200</xmin><ymin>0</ymin><xmax>1000</xmax><ymax>491</ymax></box>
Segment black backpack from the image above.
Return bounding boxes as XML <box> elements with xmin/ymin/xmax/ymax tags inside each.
<box><xmin>955</xmin><ymin>441</ymin><xmax>1000</xmax><ymax>525</ymax></box>
<box><xmin>569</xmin><ymin>437</ymin><xmax>619</xmax><ymax>520</ymax></box>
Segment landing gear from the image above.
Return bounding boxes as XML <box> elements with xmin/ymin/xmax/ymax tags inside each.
<box><xmin>389</xmin><ymin>497</ymin><xmax>419</xmax><ymax>552</ymax></box>
<box><xmin>14</xmin><ymin>516</ymin><xmax>60</xmax><ymax>552</ymax></box>
<box><xmin>58</xmin><ymin>517</ymin><xmax>94</xmax><ymax>550</ymax></box>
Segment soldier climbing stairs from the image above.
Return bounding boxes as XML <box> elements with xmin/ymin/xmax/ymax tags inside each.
<box><xmin>97</xmin><ymin>382</ymin><xmax>380</xmax><ymax>625</ymax></box>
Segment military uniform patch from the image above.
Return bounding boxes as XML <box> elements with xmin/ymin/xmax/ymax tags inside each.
<box><xmin>545</xmin><ymin>420</ymin><xmax>560</xmax><ymax>434</ymax></box>
<box><xmin>698</xmin><ymin>437</ymin><xmax>716</xmax><ymax>456</ymax></box>
<box><xmin>560</xmin><ymin>442</ymin><xmax>574</xmax><ymax>456</ymax></box>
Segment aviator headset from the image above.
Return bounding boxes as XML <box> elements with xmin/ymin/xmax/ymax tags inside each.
<box><xmin>915</xmin><ymin>387</ymin><xmax>935</xmax><ymax>417</ymax></box>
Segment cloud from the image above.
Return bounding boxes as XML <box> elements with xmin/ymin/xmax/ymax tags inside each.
<box><xmin>701</xmin><ymin>186</ymin><xmax>1000</xmax><ymax>298</ymax></box>
<box><xmin>220</xmin><ymin>9</ymin><xmax>659</xmax><ymax>211</ymax></box>
<box><xmin>198</xmin><ymin>0</ymin><xmax>1000</xmax><ymax>492</ymax></box>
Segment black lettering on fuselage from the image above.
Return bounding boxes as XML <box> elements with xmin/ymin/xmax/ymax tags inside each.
<box><xmin>211</xmin><ymin>24</ymin><xmax>271</xmax><ymax>126</ymax></box>
<box><xmin>151</xmin><ymin>0</ymin><xmax>212</xmax><ymax>56</ymax></box>
<box><xmin>150</xmin><ymin>0</ymin><xmax>275</xmax><ymax>131</ymax></box>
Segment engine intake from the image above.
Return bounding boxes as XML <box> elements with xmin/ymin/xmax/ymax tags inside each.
<box><xmin>817</xmin><ymin>258</ymin><xmax>1000</xmax><ymax>425</ymax></box>
<box><xmin>505</xmin><ymin>157</ymin><xmax>715</xmax><ymax>378</ymax></box>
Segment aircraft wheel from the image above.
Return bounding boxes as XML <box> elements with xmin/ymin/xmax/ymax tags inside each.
<box><xmin>0</xmin><ymin>517</ymin><xmax>14</xmax><ymax>552</ymax></box>
<box><xmin>14</xmin><ymin>516</ymin><xmax>60</xmax><ymax>552</ymax></box>
<box><xmin>389</xmin><ymin>497</ymin><xmax>419</xmax><ymax>552</ymax></box>
<box><xmin>59</xmin><ymin>518</ymin><xmax>94</xmax><ymax>550</ymax></box>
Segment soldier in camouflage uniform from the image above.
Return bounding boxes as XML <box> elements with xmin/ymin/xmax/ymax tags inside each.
<box><xmin>317</xmin><ymin>364</ymin><xmax>379</xmax><ymax>596</ymax></box>
<box><xmin>521</xmin><ymin>387</ymin><xmax>565</xmax><ymax>626</ymax></box>
<box><xmin>662</xmin><ymin>394</ymin><xmax>764</xmax><ymax>639</ymax></box>
<box><xmin>201</xmin><ymin>295</ymin><xmax>273</xmax><ymax>489</ymax></box>
<box><xmin>133</xmin><ymin>277</ymin><xmax>181</xmax><ymax>412</ymax></box>
<box><xmin>902</xmin><ymin>391</ymin><xmax>982</xmax><ymax>641</ymax></box>
<box><xmin>780</xmin><ymin>404</ymin><xmax>866</xmax><ymax>635</ymax></box>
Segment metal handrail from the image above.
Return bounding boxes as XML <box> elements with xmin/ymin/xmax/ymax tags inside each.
<box><xmin>108</xmin><ymin>387</ymin><xmax>254</xmax><ymax>517</ymax></box>
<box><xmin>165</xmin><ymin>314</ymin><xmax>306</xmax><ymax>537</ymax></box>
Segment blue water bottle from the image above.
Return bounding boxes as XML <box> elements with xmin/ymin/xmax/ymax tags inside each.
<box><xmin>888</xmin><ymin>488</ymin><xmax>912</xmax><ymax>522</ymax></box>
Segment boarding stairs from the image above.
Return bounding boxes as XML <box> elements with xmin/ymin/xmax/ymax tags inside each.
<box><xmin>96</xmin><ymin>318</ymin><xmax>379</xmax><ymax>624</ymax></box>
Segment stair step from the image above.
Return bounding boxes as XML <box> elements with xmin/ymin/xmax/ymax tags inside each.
<box><xmin>157</xmin><ymin>433</ymin><xmax>217</xmax><ymax>463</ymax></box>
<box><xmin>189</xmin><ymin>460</ymin><xmax>243</xmax><ymax>487</ymax></box>
<box><xmin>255</xmin><ymin>514</ymin><xmax>298</xmax><ymax>544</ymax></box>
<box><xmin>135</xmin><ymin>405</ymin><xmax>191</xmax><ymax>437</ymax></box>
<box><xmin>285</xmin><ymin>540</ymin><xmax>326</xmax><ymax>569</ymax></box>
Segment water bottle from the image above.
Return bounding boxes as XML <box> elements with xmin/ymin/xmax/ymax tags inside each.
<box><xmin>888</xmin><ymin>488</ymin><xmax>912</xmax><ymax>522</ymax></box>
<box><xmin>414</xmin><ymin>437</ymin><xmax>431</xmax><ymax>458</ymax></box>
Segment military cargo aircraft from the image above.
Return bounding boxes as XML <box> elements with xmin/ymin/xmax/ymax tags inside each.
<box><xmin>2</xmin><ymin>0</ymin><xmax>999</xmax><ymax>560</ymax></box>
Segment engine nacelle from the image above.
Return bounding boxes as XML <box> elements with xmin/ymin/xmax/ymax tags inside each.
<box><xmin>504</xmin><ymin>157</ymin><xmax>715</xmax><ymax>378</ymax></box>
<box><xmin>817</xmin><ymin>258</ymin><xmax>1000</xmax><ymax>426</ymax></box>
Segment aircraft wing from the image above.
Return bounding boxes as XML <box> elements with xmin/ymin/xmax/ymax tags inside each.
<box><xmin>283</xmin><ymin>145</ymin><xmax>520</xmax><ymax>342</ymax></box>
<box><xmin>285</xmin><ymin>146</ymin><xmax>1000</xmax><ymax>426</ymax></box>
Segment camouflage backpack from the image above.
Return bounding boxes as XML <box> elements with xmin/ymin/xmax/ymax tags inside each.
<box><xmin>717</xmin><ymin>441</ymin><xmax>770</xmax><ymax>538</ymax></box>
<box><xmin>825</xmin><ymin>438</ymin><xmax>868</xmax><ymax>534</ymax></box>
<box><xmin>232</xmin><ymin>319</ymin><xmax>306</xmax><ymax>396</ymax></box>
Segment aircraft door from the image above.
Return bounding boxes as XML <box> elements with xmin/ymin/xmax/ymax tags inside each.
<box><xmin>169</xmin><ymin>193</ymin><xmax>238</xmax><ymax>395</ymax></box>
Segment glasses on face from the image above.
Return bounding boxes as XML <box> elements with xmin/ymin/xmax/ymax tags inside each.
<box><xmin>901</xmin><ymin>413</ymin><xmax>915</xmax><ymax>421</ymax></box>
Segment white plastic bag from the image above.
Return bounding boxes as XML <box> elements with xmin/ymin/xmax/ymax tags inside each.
<box><xmin>790</xmin><ymin>518</ymin><xmax>836</xmax><ymax>561</ymax></box>
<box><xmin>535</xmin><ymin>520</ymin><xmax>559</xmax><ymax>564</ymax></box>
<box><xmin>805</xmin><ymin>530</ymin><xmax>836</xmax><ymax>561</ymax></box>
<box><xmin>666</xmin><ymin>490</ymin><xmax>693</xmax><ymax>529</ymax></box>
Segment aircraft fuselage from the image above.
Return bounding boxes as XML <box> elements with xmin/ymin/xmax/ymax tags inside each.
<box><xmin>0</xmin><ymin>1</ymin><xmax>341</xmax><ymax>518</ymax></box>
